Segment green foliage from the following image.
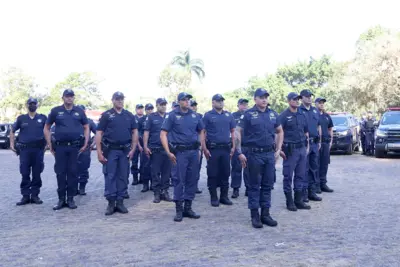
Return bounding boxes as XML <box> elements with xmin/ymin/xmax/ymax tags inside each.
<box><xmin>171</xmin><ymin>50</ymin><xmax>205</xmax><ymax>80</ymax></box>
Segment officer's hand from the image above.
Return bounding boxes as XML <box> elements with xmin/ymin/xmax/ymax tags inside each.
<box><xmin>279</xmin><ymin>151</ymin><xmax>287</xmax><ymax>160</ymax></box>
<box><xmin>274</xmin><ymin>149</ymin><xmax>281</xmax><ymax>161</ymax></box>
<box><xmin>98</xmin><ymin>153</ymin><xmax>107</xmax><ymax>164</ymax></box>
<box><xmin>238</xmin><ymin>153</ymin><xmax>247</xmax><ymax>168</ymax></box>
<box><xmin>10</xmin><ymin>145</ymin><xmax>17</xmax><ymax>153</ymax></box>
<box><xmin>306</xmin><ymin>146</ymin><xmax>310</xmax><ymax>155</ymax></box>
<box><xmin>168</xmin><ymin>152</ymin><xmax>177</xmax><ymax>165</ymax></box>
<box><xmin>203</xmin><ymin>149</ymin><xmax>211</xmax><ymax>160</ymax></box>
<box><xmin>79</xmin><ymin>144</ymin><xmax>88</xmax><ymax>153</ymax></box>
<box><xmin>230</xmin><ymin>148</ymin><xmax>235</xmax><ymax>159</ymax></box>
<box><xmin>144</xmin><ymin>147</ymin><xmax>152</xmax><ymax>157</ymax></box>
<box><xmin>128</xmin><ymin>149</ymin><xmax>136</xmax><ymax>160</ymax></box>
<box><xmin>138</xmin><ymin>145</ymin><xmax>144</xmax><ymax>153</ymax></box>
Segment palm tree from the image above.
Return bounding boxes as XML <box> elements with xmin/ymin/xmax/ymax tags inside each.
<box><xmin>171</xmin><ymin>50</ymin><xmax>205</xmax><ymax>81</ymax></box>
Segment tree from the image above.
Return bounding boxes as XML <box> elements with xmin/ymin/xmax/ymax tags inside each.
<box><xmin>158</xmin><ymin>66</ymin><xmax>192</xmax><ymax>102</ymax></box>
<box><xmin>171</xmin><ymin>50</ymin><xmax>205</xmax><ymax>81</ymax></box>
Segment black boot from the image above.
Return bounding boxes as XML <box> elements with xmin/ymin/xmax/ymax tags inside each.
<box><xmin>303</xmin><ymin>189</ymin><xmax>309</xmax><ymax>203</ymax></box>
<box><xmin>308</xmin><ymin>189</ymin><xmax>322</xmax><ymax>201</ymax></box>
<box><xmin>174</xmin><ymin>200</ymin><xmax>184</xmax><ymax>222</ymax></box>
<box><xmin>16</xmin><ymin>195</ymin><xmax>30</xmax><ymax>206</ymax></box>
<box><xmin>141</xmin><ymin>181</ymin><xmax>150</xmax><ymax>192</ymax></box>
<box><xmin>284</xmin><ymin>192</ymin><xmax>297</xmax><ymax>211</ymax></box>
<box><xmin>30</xmin><ymin>195</ymin><xmax>43</xmax><ymax>204</ymax></box>
<box><xmin>153</xmin><ymin>190</ymin><xmax>161</xmax><ymax>203</ymax></box>
<box><xmin>294</xmin><ymin>191</ymin><xmax>311</xmax><ymax>210</ymax></box>
<box><xmin>231</xmin><ymin>188</ymin><xmax>239</xmax><ymax>198</ymax></box>
<box><xmin>209</xmin><ymin>188</ymin><xmax>219</xmax><ymax>207</ymax></box>
<box><xmin>321</xmin><ymin>184</ymin><xmax>334</xmax><ymax>193</ymax></box>
<box><xmin>261</xmin><ymin>208</ymin><xmax>278</xmax><ymax>227</ymax></box>
<box><xmin>53</xmin><ymin>197</ymin><xmax>66</xmax><ymax>210</ymax></box>
<box><xmin>67</xmin><ymin>197</ymin><xmax>77</xmax><ymax>209</ymax></box>
<box><xmin>131</xmin><ymin>174</ymin><xmax>139</xmax><ymax>185</ymax></box>
<box><xmin>105</xmin><ymin>199</ymin><xmax>116</xmax><ymax>216</ymax></box>
<box><xmin>315</xmin><ymin>185</ymin><xmax>322</xmax><ymax>194</ymax></box>
<box><xmin>161</xmin><ymin>189</ymin><xmax>172</xmax><ymax>202</ymax></box>
<box><xmin>219</xmin><ymin>188</ymin><xmax>233</xmax><ymax>205</ymax></box>
<box><xmin>183</xmin><ymin>200</ymin><xmax>200</xmax><ymax>219</ymax></box>
<box><xmin>78</xmin><ymin>183</ymin><xmax>87</xmax><ymax>196</ymax></box>
<box><xmin>115</xmin><ymin>199</ymin><xmax>128</xmax><ymax>213</ymax></box>
<box><xmin>250</xmin><ymin>209</ymin><xmax>263</xmax><ymax>228</ymax></box>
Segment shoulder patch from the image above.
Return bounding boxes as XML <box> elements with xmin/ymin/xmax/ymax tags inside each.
<box><xmin>240</xmin><ymin>115</ymin><xmax>244</xmax><ymax>119</ymax></box>
<box><xmin>165</xmin><ymin>115</ymin><xmax>169</xmax><ymax>119</ymax></box>
<box><xmin>192</xmin><ymin>114</ymin><xmax>196</xmax><ymax>118</ymax></box>
<box><xmin>225</xmin><ymin>113</ymin><xmax>229</xmax><ymax>117</ymax></box>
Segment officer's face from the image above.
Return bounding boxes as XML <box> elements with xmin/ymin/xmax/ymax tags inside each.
<box><xmin>157</xmin><ymin>103</ymin><xmax>167</xmax><ymax>113</ymax></box>
<box><xmin>179</xmin><ymin>98</ymin><xmax>190</xmax><ymax>109</ymax></box>
<box><xmin>302</xmin><ymin>95</ymin><xmax>312</xmax><ymax>105</ymax></box>
<box><xmin>254</xmin><ymin>95</ymin><xmax>268</xmax><ymax>108</ymax></box>
<box><xmin>190</xmin><ymin>105</ymin><xmax>198</xmax><ymax>112</ymax></box>
<box><xmin>316</xmin><ymin>101</ymin><xmax>325</xmax><ymax>111</ymax></box>
<box><xmin>112</xmin><ymin>97</ymin><xmax>124</xmax><ymax>109</ymax></box>
<box><xmin>367</xmin><ymin>113</ymin><xmax>372</xmax><ymax>119</ymax></box>
<box><xmin>62</xmin><ymin>95</ymin><xmax>74</xmax><ymax>105</ymax></box>
<box><xmin>136</xmin><ymin>108</ymin><xmax>144</xmax><ymax>116</ymax></box>
<box><xmin>288</xmin><ymin>98</ymin><xmax>300</xmax><ymax>108</ymax></box>
<box><xmin>238</xmin><ymin>103</ymin><xmax>248</xmax><ymax>111</ymax></box>
<box><xmin>146</xmin><ymin>108</ymin><xmax>154</xmax><ymax>115</ymax></box>
<box><xmin>212</xmin><ymin>100</ymin><xmax>224</xmax><ymax>110</ymax></box>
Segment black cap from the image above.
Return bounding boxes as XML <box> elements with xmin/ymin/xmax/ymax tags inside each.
<box><xmin>190</xmin><ymin>100</ymin><xmax>198</xmax><ymax>106</ymax></box>
<box><xmin>300</xmin><ymin>89</ymin><xmax>314</xmax><ymax>97</ymax></box>
<box><xmin>177</xmin><ymin>92</ymin><xmax>193</xmax><ymax>101</ymax></box>
<box><xmin>63</xmin><ymin>89</ymin><xmax>75</xmax><ymax>97</ymax></box>
<box><xmin>212</xmin><ymin>94</ymin><xmax>225</xmax><ymax>101</ymax></box>
<box><xmin>315</xmin><ymin>97</ymin><xmax>326</xmax><ymax>103</ymax></box>
<box><xmin>238</xmin><ymin>98</ymin><xmax>249</xmax><ymax>105</ymax></box>
<box><xmin>136</xmin><ymin>104</ymin><xmax>144</xmax><ymax>109</ymax></box>
<box><xmin>77</xmin><ymin>104</ymin><xmax>86</xmax><ymax>111</ymax></box>
<box><xmin>145</xmin><ymin>103</ymin><xmax>154</xmax><ymax>110</ymax></box>
<box><xmin>27</xmin><ymin>98</ymin><xmax>38</xmax><ymax>104</ymax></box>
<box><xmin>171</xmin><ymin>101</ymin><xmax>179</xmax><ymax>108</ymax></box>
<box><xmin>112</xmin><ymin>91</ymin><xmax>125</xmax><ymax>100</ymax></box>
<box><xmin>254</xmin><ymin>88</ymin><xmax>269</xmax><ymax>98</ymax></box>
<box><xmin>287</xmin><ymin>92</ymin><xmax>301</xmax><ymax>101</ymax></box>
<box><xmin>156</xmin><ymin>98</ymin><xmax>167</xmax><ymax>105</ymax></box>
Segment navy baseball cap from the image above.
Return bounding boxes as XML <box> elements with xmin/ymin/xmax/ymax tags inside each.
<box><xmin>156</xmin><ymin>98</ymin><xmax>167</xmax><ymax>105</ymax></box>
<box><xmin>172</xmin><ymin>101</ymin><xmax>179</xmax><ymax>108</ymax></box>
<box><xmin>315</xmin><ymin>97</ymin><xmax>326</xmax><ymax>103</ymax></box>
<box><xmin>300</xmin><ymin>89</ymin><xmax>314</xmax><ymax>97</ymax></box>
<box><xmin>287</xmin><ymin>92</ymin><xmax>301</xmax><ymax>101</ymax></box>
<box><xmin>212</xmin><ymin>94</ymin><xmax>225</xmax><ymax>101</ymax></box>
<box><xmin>77</xmin><ymin>104</ymin><xmax>86</xmax><ymax>111</ymax></box>
<box><xmin>27</xmin><ymin>98</ymin><xmax>38</xmax><ymax>104</ymax></box>
<box><xmin>112</xmin><ymin>91</ymin><xmax>125</xmax><ymax>100</ymax></box>
<box><xmin>254</xmin><ymin>88</ymin><xmax>269</xmax><ymax>98</ymax></box>
<box><xmin>238</xmin><ymin>98</ymin><xmax>249</xmax><ymax>104</ymax></box>
<box><xmin>177</xmin><ymin>92</ymin><xmax>193</xmax><ymax>101</ymax></box>
<box><xmin>145</xmin><ymin>103</ymin><xmax>154</xmax><ymax>110</ymax></box>
<box><xmin>63</xmin><ymin>89</ymin><xmax>75</xmax><ymax>97</ymax></box>
<box><xmin>136</xmin><ymin>104</ymin><xmax>144</xmax><ymax>109</ymax></box>
<box><xmin>190</xmin><ymin>100</ymin><xmax>198</xmax><ymax>106</ymax></box>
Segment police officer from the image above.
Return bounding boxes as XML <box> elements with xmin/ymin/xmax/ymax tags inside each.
<box><xmin>189</xmin><ymin>99</ymin><xmax>203</xmax><ymax>194</ymax></box>
<box><xmin>363</xmin><ymin>111</ymin><xmax>375</xmax><ymax>156</ymax></box>
<box><xmin>143</xmin><ymin>98</ymin><xmax>172</xmax><ymax>203</ymax></box>
<box><xmin>10</xmin><ymin>98</ymin><xmax>47</xmax><ymax>206</ymax></box>
<box><xmin>278</xmin><ymin>92</ymin><xmax>310</xmax><ymax>211</ymax></box>
<box><xmin>140</xmin><ymin>103</ymin><xmax>154</xmax><ymax>192</ymax></box>
<box><xmin>202</xmin><ymin>94</ymin><xmax>236</xmax><ymax>207</ymax></box>
<box><xmin>236</xmin><ymin>88</ymin><xmax>282</xmax><ymax>228</ymax></box>
<box><xmin>315</xmin><ymin>97</ymin><xmax>334</xmax><ymax>193</ymax></box>
<box><xmin>161</xmin><ymin>92</ymin><xmax>205</xmax><ymax>222</ymax></box>
<box><xmin>360</xmin><ymin>113</ymin><xmax>367</xmax><ymax>154</ymax></box>
<box><xmin>76</xmin><ymin>105</ymin><xmax>97</xmax><ymax>195</ymax></box>
<box><xmin>231</xmin><ymin>98</ymin><xmax>249</xmax><ymax>198</ymax></box>
<box><xmin>299</xmin><ymin>89</ymin><xmax>322</xmax><ymax>201</ymax></box>
<box><xmin>131</xmin><ymin>104</ymin><xmax>144</xmax><ymax>185</ymax></box>
<box><xmin>44</xmin><ymin>89</ymin><xmax>90</xmax><ymax>210</ymax></box>
<box><xmin>96</xmin><ymin>92</ymin><xmax>138</xmax><ymax>216</ymax></box>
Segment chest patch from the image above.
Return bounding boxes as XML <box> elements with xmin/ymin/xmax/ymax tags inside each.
<box><xmin>313</xmin><ymin>109</ymin><xmax>317</xmax><ymax>113</ymax></box>
<box><xmin>74</xmin><ymin>112</ymin><xmax>79</xmax><ymax>116</ymax></box>
<box><xmin>192</xmin><ymin>114</ymin><xmax>196</xmax><ymax>118</ymax></box>
<box><xmin>225</xmin><ymin>113</ymin><xmax>229</xmax><ymax>117</ymax></box>
<box><xmin>37</xmin><ymin>119</ymin><xmax>42</xmax><ymax>123</ymax></box>
<box><xmin>176</xmin><ymin>115</ymin><xmax>181</xmax><ymax>120</ymax></box>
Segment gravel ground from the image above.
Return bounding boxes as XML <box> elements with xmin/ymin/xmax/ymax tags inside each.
<box><xmin>0</xmin><ymin>149</ymin><xmax>399</xmax><ymax>267</ymax></box>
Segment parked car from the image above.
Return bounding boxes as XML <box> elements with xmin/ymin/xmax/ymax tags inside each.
<box><xmin>374</xmin><ymin>107</ymin><xmax>400</xmax><ymax>158</ymax></box>
<box><xmin>0</xmin><ymin>123</ymin><xmax>19</xmax><ymax>149</ymax></box>
<box><xmin>329</xmin><ymin>112</ymin><xmax>360</xmax><ymax>155</ymax></box>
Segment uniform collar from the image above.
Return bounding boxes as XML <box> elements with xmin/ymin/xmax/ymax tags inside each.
<box><xmin>110</xmin><ymin>108</ymin><xmax>125</xmax><ymax>114</ymax></box>
<box><xmin>175</xmin><ymin>107</ymin><xmax>193</xmax><ymax>116</ymax></box>
<box><xmin>251</xmin><ymin>105</ymin><xmax>269</xmax><ymax>113</ymax></box>
<box><xmin>61</xmin><ymin>105</ymin><xmax>77</xmax><ymax>111</ymax></box>
<box><xmin>210</xmin><ymin>109</ymin><xmax>226</xmax><ymax>115</ymax></box>
<box><xmin>300</xmin><ymin>104</ymin><xmax>313</xmax><ymax>111</ymax></box>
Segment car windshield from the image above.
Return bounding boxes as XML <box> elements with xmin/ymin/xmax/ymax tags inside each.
<box><xmin>381</xmin><ymin>113</ymin><xmax>400</xmax><ymax>125</ymax></box>
<box><xmin>332</xmin><ymin>116</ymin><xmax>348</xmax><ymax>126</ymax></box>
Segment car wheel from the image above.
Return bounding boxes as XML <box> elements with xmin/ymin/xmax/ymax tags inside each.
<box><xmin>346</xmin><ymin>143</ymin><xmax>353</xmax><ymax>155</ymax></box>
<box><xmin>375</xmin><ymin>149</ymin><xmax>386</xmax><ymax>158</ymax></box>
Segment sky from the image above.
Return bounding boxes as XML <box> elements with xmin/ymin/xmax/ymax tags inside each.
<box><xmin>0</xmin><ymin>0</ymin><xmax>399</xmax><ymax>101</ymax></box>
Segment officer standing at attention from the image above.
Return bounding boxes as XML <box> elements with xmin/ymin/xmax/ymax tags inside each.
<box><xmin>362</xmin><ymin>111</ymin><xmax>375</xmax><ymax>156</ymax></box>
<box><xmin>278</xmin><ymin>92</ymin><xmax>310</xmax><ymax>212</ymax></box>
<box><xmin>160</xmin><ymin>92</ymin><xmax>205</xmax><ymax>222</ymax></box>
<box><xmin>143</xmin><ymin>98</ymin><xmax>172</xmax><ymax>203</ymax></box>
<box><xmin>299</xmin><ymin>89</ymin><xmax>322</xmax><ymax>201</ymax></box>
<box><xmin>231</xmin><ymin>98</ymin><xmax>249</xmax><ymax>198</ymax></box>
<box><xmin>202</xmin><ymin>94</ymin><xmax>236</xmax><ymax>207</ymax></box>
<box><xmin>189</xmin><ymin>99</ymin><xmax>203</xmax><ymax>194</ymax></box>
<box><xmin>44</xmin><ymin>89</ymin><xmax>90</xmax><ymax>210</ymax></box>
<box><xmin>315</xmin><ymin>97</ymin><xmax>334</xmax><ymax>193</ymax></box>
<box><xmin>10</xmin><ymin>98</ymin><xmax>47</xmax><ymax>206</ymax></box>
<box><xmin>236</xmin><ymin>88</ymin><xmax>283</xmax><ymax>228</ymax></box>
<box><xmin>76</xmin><ymin>105</ymin><xmax>97</xmax><ymax>196</ymax></box>
<box><xmin>95</xmin><ymin>92</ymin><xmax>138</xmax><ymax>216</ymax></box>
<box><xmin>131</xmin><ymin>104</ymin><xmax>144</xmax><ymax>185</ymax></box>
<box><xmin>140</xmin><ymin>103</ymin><xmax>154</xmax><ymax>192</ymax></box>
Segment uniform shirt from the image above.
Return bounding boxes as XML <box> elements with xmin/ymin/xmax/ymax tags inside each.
<box><xmin>97</xmin><ymin>108</ymin><xmax>137</xmax><ymax>144</ymax></box>
<box><xmin>143</xmin><ymin>112</ymin><xmax>166</xmax><ymax>147</ymax></box>
<box><xmin>161</xmin><ymin>107</ymin><xmax>204</xmax><ymax>145</ymax></box>
<box><xmin>238</xmin><ymin>106</ymin><xmax>279</xmax><ymax>147</ymax></box>
<box><xmin>299</xmin><ymin>104</ymin><xmax>320</xmax><ymax>138</ymax></box>
<box><xmin>12</xmin><ymin>113</ymin><xmax>47</xmax><ymax>144</ymax></box>
<box><xmin>232</xmin><ymin>111</ymin><xmax>244</xmax><ymax>124</ymax></box>
<box><xmin>319</xmin><ymin>112</ymin><xmax>333</xmax><ymax>138</ymax></box>
<box><xmin>203</xmin><ymin>109</ymin><xmax>236</xmax><ymax>144</ymax></box>
<box><xmin>88</xmin><ymin>118</ymin><xmax>97</xmax><ymax>135</ymax></box>
<box><xmin>278</xmin><ymin>108</ymin><xmax>309</xmax><ymax>144</ymax></box>
<box><xmin>363</xmin><ymin>119</ymin><xmax>375</xmax><ymax>130</ymax></box>
<box><xmin>137</xmin><ymin>115</ymin><xmax>147</xmax><ymax>137</ymax></box>
<box><xmin>46</xmin><ymin>105</ymin><xmax>88</xmax><ymax>141</ymax></box>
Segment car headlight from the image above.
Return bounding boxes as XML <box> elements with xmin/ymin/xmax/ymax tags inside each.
<box><xmin>338</xmin><ymin>130</ymin><xmax>348</xmax><ymax>136</ymax></box>
<box><xmin>375</xmin><ymin>129</ymin><xmax>387</xmax><ymax>137</ymax></box>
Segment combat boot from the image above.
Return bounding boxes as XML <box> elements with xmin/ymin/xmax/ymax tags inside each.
<box><xmin>303</xmin><ymin>189</ymin><xmax>309</xmax><ymax>203</ymax></box>
<box><xmin>153</xmin><ymin>190</ymin><xmax>161</xmax><ymax>203</ymax></box>
<box><xmin>161</xmin><ymin>189</ymin><xmax>172</xmax><ymax>202</ymax></box>
<box><xmin>219</xmin><ymin>188</ymin><xmax>233</xmax><ymax>205</ymax></box>
<box><xmin>308</xmin><ymin>189</ymin><xmax>322</xmax><ymax>201</ymax></box>
<box><xmin>16</xmin><ymin>195</ymin><xmax>30</xmax><ymax>206</ymax></box>
<box><xmin>67</xmin><ymin>197</ymin><xmax>77</xmax><ymax>209</ymax></box>
<box><xmin>321</xmin><ymin>184</ymin><xmax>334</xmax><ymax>193</ymax></box>
<box><xmin>316</xmin><ymin>186</ymin><xmax>322</xmax><ymax>194</ymax></box>
<box><xmin>174</xmin><ymin>200</ymin><xmax>184</xmax><ymax>222</ymax></box>
<box><xmin>250</xmin><ymin>209</ymin><xmax>263</xmax><ymax>228</ymax></box>
<box><xmin>284</xmin><ymin>192</ymin><xmax>297</xmax><ymax>211</ymax></box>
<box><xmin>231</xmin><ymin>188</ymin><xmax>239</xmax><ymax>198</ymax></box>
<box><xmin>30</xmin><ymin>195</ymin><xmax>43</xmax><ymax>204</ymax></box>
<box><xmin>131</xmin><ymin>174</ymin><xmax>139</xmax><ymax>185</ymax></box>
<box><xmin>78</xmin><ymin>183</ymin><xmax>87</xmax><ymax>196</ymax></box>
<box><xmin>141</xmin><ymin>181</ymin><xmax>150</xmax><ymax>192</ymax></box>
<box><xmin>115</xmin><ymin>199</ymin><xmax>128</xmax><ymax>213</ymax></box>
<box><xmin>208</xmin><ymin>187</ymin><xmax>219</xmax><ymax>207</ymax></box>
<box><xmin>53</xmin><ymin>197</ymin><xmax>67</xmax><ymax>210</ymax></box>
<box><xmin>294</xmin><ymin>191</ymin><xmax>311</xmax><ymax>210</ymax></box>
<box><xmin>105</xmin><ymin>199</ymin><xmax>116</xmax><ymax>216</ymax></box>
<box><xmin>183</xmin><ymin>200</ymin><xmax>200</xmax><ymax>219</ymax></box>
<box><xmin>261</xmin><ymin>208</ymin><xmax>278</xmax><ymax>227</ymax></box>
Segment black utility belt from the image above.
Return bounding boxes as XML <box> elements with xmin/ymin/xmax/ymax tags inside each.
<box><xmin>17</xmin><ymin>141</ymin><xmax>45</xmax><ymax>149</ymax></box>
<box><xmin>103</xmin><ymin>142</ymin><xmax>131</xmax><ymax>150</ymax></box>
<box><xmin>170</xmin><ymin>143</ymin><xmax>199</xmax><ymax>152</ymax></box>
<box><xmin>321</xmin><ymin>137</ymin><xmax>331</xmax><ymax>143</ymax></box>
<box><xmin>150</xmin><ymin>147</ymin><xmax>165</xmax><ymax>153</ymax></box>
<box><xmin>244</xmin><ymin>146</ymin><xmax>274</xmax><ymax>153</ymax></box>
<box><xmin>206</xmin><ymin>142</ymin><xmax>231</xmax><ymax>149</ymax></box>
<box><xmin>55</xmin><ymin>140</ymin><xmax>81</xmax><ymax>146</ymax></box>
<box><xmin>283</xmin><ymin>142</ymin><xmax>305</xmax><ymax>149</ymax></box>
<box><xmin>309</xmin><ymin>137</ymin><xmax>320</xmax><ymax>144</ymax></box>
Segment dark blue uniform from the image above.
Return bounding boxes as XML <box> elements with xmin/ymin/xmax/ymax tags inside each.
<box><xmin>47</xmin><ymin>105</ymin><xmax>88</xmax><ymax>199</ymax></box>
<box><xmin>363</xmin><ymin>119</ymin><xmax>375</xmax><ymax>155</ymax></box>
<box><xmin>195</xmin><ymin>112</ymin><xmax>203</xmax><ymax>193</ymax></box>
<box><xmin>77</xmin><ymin>118</ymin><xmax>96</xmax><ymax>191</ymax></box>
<box><xmin>138</xmin><ymin>115</ymin><xmax>151</xmax><ymax>188</ymax></box>
<box><xmin>97</xmin><ymin>108</ymin><xmax>137</xmax><ymax>200</ymax></box>
<box><xmin>13</xmin><ymin>113</ymin><xmax>47</xmax><ymax>198</ymax></box>
<box><xmin>238</xmin><ymin>106</ymin><xmax>279</xmax><ymax>210</ymax></box>
<box><xmin>359</xmin><ymin>118</ymin><xmax>366</xmax><ymax>153</ymax></box>
<box><xmin>319</xmin><ymin>112</ymin><xmax>333</xmax><ymax>188</ymax></box>
<box><xmin>130</xmin><ymin>114</ymin><xmax>144</xmax><ymax>182</ymax></box>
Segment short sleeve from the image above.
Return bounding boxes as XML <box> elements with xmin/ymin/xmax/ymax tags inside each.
<box><xmin>202</xmin><ymin>113</ymin><xmax>210</xmax><ymax>128</ymax></box>
<box><xmin>12</xmin><ymin>116</ymin><xmax>21</xmax><ymax>132</ymax></box>
<box><xmin>229</xmin><ymin>114</ymin><xmax>236</xmax><ymax>129</ymax></box>
<box><xmin>131</xmin><ymin>114</ymin><xmax>138</xmax><ymax>130</ymax></box>
<box><xmin>237</xmin><ymin>113</ymin><xmax>246</xmax><ymax>128</ymax></box>
<box><xmin>96</xmin><ymin>112</ymin><xmax>109</xmax><ymax>131</ymax></box>
<box><xmin>143</xmin><ymin>116</ymin><xmax>151</xmax><ymax>131</ymax></box>
<box><xmin>273</xmin><ymin>111</ymin><xmax>280</xmax><ymax>128</ymax></box>
<box><xmin>277</xmin><ymin>113</ymin><xmax>286</xmax><ymax>128</ymax></box>
<box><xmin>196</xmin><ymin>117</ymin><xmax>205</xmax><ymax>132</ymax></box>
<box><xmin>90</xmin><ymin>120</ymin><xmax>97</xmax><ymax>134</ymax></box>
<box><xmin>161</xmin><ymin>113</ymin><xmax>174</xmax><ymax>132</ymax></box>
<box><xmin>80</xmin><ymin>110</ymin><xmax>88</xmax><ymax>125</ymax></box>
<box><xmin>46</xmin><ymin>108</ymin><xmax>57</xmax><ymax>125</ymax></box>
<box><xmin>328</xmin><ymin>115</ymin><xmax>334</xmax><ymax>128</ymax></box>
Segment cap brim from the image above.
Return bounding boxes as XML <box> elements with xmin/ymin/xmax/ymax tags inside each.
<box><xmin>64</xmin><ymin>93</ymin><xmax>75</xmax><ymax>97</ymax></box>
<box><xmin>137</xmin><ymin>105</ymin><xmax>144</xmax><ymax>108</ymax></box>
<box><xmin>240</xmin><ymin>99</ymin><xmax>249</xmax><ymax>103</ymax></box>
<box><xmin>316</xmin><ymin>98</ymin><xmax>326</xmax><ymax>103</ymax></box>
<box><xmin>214</xmin><ymin>97</ymin><xmax>225</xmax><ymax>101</ymax></box>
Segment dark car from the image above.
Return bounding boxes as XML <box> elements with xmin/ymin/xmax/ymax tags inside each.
<box><xmin>374</xmin><ymin>107</ymin><xmax>400</xmax><ymax>158</ymax></box>
<box><xmin>0</xmin><ymin>123</ymin><xmax>19</xmax><ymax>149</ymax></box>
<box><xmin>330</xmin><ymin>112</ymin><xmax>360</xmax><ymax>155</ymax></box>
